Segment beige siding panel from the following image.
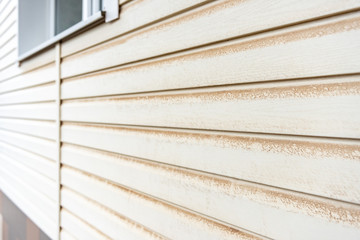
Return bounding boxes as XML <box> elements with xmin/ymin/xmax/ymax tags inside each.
<box><xmin>0</xmin><ymin>0</ymin><xmax>358</xmax><ymax>239</ymax></box>
<box><xmin>60</xmin><ymin>229</ymin><xmax>78</xmax><ymax>240</ymax></box>
<box><xmin>19</xmin><ymin>47</ymin><xmax>55</xmax><ymax>73</ymax></box>
<box><xmin>61</xmin><ymin>69</ymin><xmax>359</xmax><ymax>102</ymax></box>
<box><xmin>61</xmin><ymin>160</ymin><xmax>360</xmax><ymax>240</ymax></box>
<box><xmin>0</xmin><ymin>118</ymin><xmax>56</xmax><ymax>140</ymax></box>
<box><xmin>62</xmin><ymin>80</ymin><xmax>360</xmax><ymax>139</ymax></box>
<box><xmin>0</xmin><ymin>8</ymin><xmax>16</xmax><ymax>43</ymax></box>
<box><xmin>0</xmin><ymin>153</ymin><xmax>57</xmax><ymax>201</ymax></box>
<box><xmin>0</xmin><ymin>35</ymin><xmax>16</xmax><ymax>59</ymax></box>
<box><xmin>0</xmin><ymin>83</ymin><xmax>56</xmax><ymax>105</ymax></box>
<box><xmin>0</xmin><ymin>63</ymin><xmax>55</xmax><ymax>93</ymax></box>
<box><xmin>0</xmin><ymin>129</ymin><xmax>56</xmax><ymax>160</ymax></box>
<box><xmin>0</xmin><ymin>55</ymin><xmax>55</xmax><ymax>85</ymax></box>
<box><xmin>61</xmin><ymin>165</ymin><xmax>265</xmax><ymax>240</ymax></box>
<box><xmin>0</xmin><ymin>21</ymin><xmax>16</xmax><ymax>48</ymax></box>
<box><xmin>61</xmin><ymin>8</ymin><xmax>360</xmax><ymax>79</ymax></box>
<box><xmin>0</xmin><ymin>164</ymin><xmax>57</xmax><ymax>239</ymax></box>
<box><xmin>0</xmin><ymin>102</ymin><xmax>56</xmax><ymax>120</ymax></box>
<box><xmin>0</xmin><ymin>62</ymin><xmax>18</xmax><ymax>82</ymax></box>
<box><xmin>61</xmin><ymin>124</ymin><xmax>360</xmax><ymax>204</ymax></box>
<box><xmin>0</xmin><ymin>0</ymin><xmax>15</xmax><ymax>26</ymax></box>
<box><xmin>62</xmin><ymin>19</ymin><xmax>360</xmax><ymax>99</ymax></box>
<box><xmin>61</xmin><ymin>187</ymin><xmax>166</xmax><ymax>240</ymax></box>
<box><xmin>61</xmin><ymin>209</ymin><xmax>110</xmax><ymax>240</ymax></box>
<box><xmin>0</xmin><ymin>0</ymin><xmax>11</xmax><ymax>12</ymax></box>
<box><xmin>61</xmin><ymin>0</ymin><xmax>208</xmax><ymax>57</ymax></box>
<box><xmin>0</xmin><ymin>141</ymin><xmax>56</xmax><ymax>180</ymax></box>
<box><xmin>0</xmin><ymin>48</ymin><xmax>16</xmax><ymax>71</ymax></box>
<box><xmin>0</xmin><ymin>4</ymin><xmax>57</xmax><ymax>236</ymax></box>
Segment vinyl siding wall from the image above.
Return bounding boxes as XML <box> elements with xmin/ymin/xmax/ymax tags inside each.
<box><xmin>0</xmin><ymin>0</ymin><xmax>360</xmax><ymax>239</ymax></box>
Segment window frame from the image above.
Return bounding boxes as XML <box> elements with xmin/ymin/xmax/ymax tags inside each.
<box><xmin>17</xmin><ymin>0</ymin><xmax>118</xmax><ymax>62</ymax></box>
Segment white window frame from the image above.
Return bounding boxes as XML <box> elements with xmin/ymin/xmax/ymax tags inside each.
<box><xmin>18</xmin><ymin>0</ymin><xmax>118</xmax><ymax>62</ymax></box>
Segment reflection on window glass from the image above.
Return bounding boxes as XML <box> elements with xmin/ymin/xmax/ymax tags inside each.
<box><xmin>56</xmin><ymin>0</ymin><xmax>83</xmax><ymax>34</ymax></box>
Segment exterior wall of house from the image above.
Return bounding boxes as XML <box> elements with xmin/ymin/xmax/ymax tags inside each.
<box><xmin>0</xmin><ymin>0</ymin><xmax>58</xmax><ymax>239</ymax></box>
<box><xmin>0</xmin><ymin>0</ymin><xmax>360</xmax><ymax>239</ymax></box>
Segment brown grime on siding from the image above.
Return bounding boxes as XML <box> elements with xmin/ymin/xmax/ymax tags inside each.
<box><xmin>62</xmin><ymin>165</ymin><xmax>262</xmax><ymax>240</ymax></box>
<box><xmin>63</xmin><ymin>13</ymin><xmax>360</xmax><ymax>83</ymax></box>
<box><xmin>62</xmin><ymin>185</ymin><xmax>166</xmax><ymax>240</ymax></box>
<box><xmin>62</xmin><ymin>81</ymin><xmax>360</xmax><ymax>103</ymax></box>
<box><xmin>61</xmin><ymin>209</ymin><xmax>112</xmax><ymax>240</ymax></box>
<box><xmin>63</xmin><ymin>122</ymin><xmax>360</xmax><ymax>161</ymax></box>
<box><xmin>63</xmin><ymin>9</ymin><xmax>360</xmax><ymax>69</ymax></box>
<box><xmin>129</xmin><ymin>14</ymin><xmax>360</xmax><ymax>58</ymax></box>
<box><xmin>135</xmin><ymin>0</ymin><xmax>247</xmax><ymax>32</ymax></box>
<box><xmin>62</xmin><ymin>138</ymin><xmax>360</xmax><ymax>227</ymax></box>
<box><xmin>63</xmin><ymin>0</ymin><xmax>240</xmax><ymax>61</ymax></box>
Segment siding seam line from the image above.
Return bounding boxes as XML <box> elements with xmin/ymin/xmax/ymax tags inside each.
<box><xmin>55</xmin><ymin>43</ymin><xmax>61</xmax><ymax>240</ymax></box>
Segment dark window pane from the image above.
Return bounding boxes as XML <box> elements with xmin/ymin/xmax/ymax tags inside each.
<box><xmin>56</xmin><ymin>0</ymin><xmax>83</xmax><ymax>34</ymax></box>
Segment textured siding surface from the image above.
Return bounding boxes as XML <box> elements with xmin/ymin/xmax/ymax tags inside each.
<box><xmin>0</xmin><ymin>1</ymin><xmax>58</xmax><ymax>239</ymax></box>
<box><xmin>1</xmin><ymin>0</ymin><xmax>360</xmax><ymax>239</ymax></box>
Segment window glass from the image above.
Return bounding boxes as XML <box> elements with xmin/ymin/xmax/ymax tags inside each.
<box><xmin>18</xmin><ymin>0</ymin><xmax>104</xmax><ymax>59</ymax></box>
<box><xmin>55</xmin><ymin>0</ymin><xmax>83</xmax><ymax>34</ymax></box>
<box><xmin>18</xmin><ymin>0</ymin><xmax>52</xmax><ymax>55</ymax></box>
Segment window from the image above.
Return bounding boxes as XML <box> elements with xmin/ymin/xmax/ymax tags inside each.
<box><xmin>18</xmin><ymin>0</ymin><xmax>118</xmax><ymax>61</ymax></box>
<box><xmin>55</xmin><ymin>0</ymin><xmax>84</xmax><ymax>35</ymax></box>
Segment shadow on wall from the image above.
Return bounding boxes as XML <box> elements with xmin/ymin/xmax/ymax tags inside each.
<box><xmin>0</xmin><ymin>191</ymin><xmax>50</xmax><ymax>240</ymax></box>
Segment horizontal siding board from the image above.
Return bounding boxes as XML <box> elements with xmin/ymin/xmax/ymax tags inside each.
<box><xmin>0</xmin><ymin>118</ymin><xmax>56</xmax><ymax>140</ymax></box>
<box><xmin>0</xmin><ymin>0</ymin><xmax>358</xmax><ymax>239</ymax></box>
<box><xmin>18</xmin><ymin>47</ymin><xmax>55</xmax><ymax>73</ymax></box>
<box><xmin>61</xmin><ymin>187</ymin><xmax>166</xmax><ymax>240</ymax></box>
<box><xmin>61</xmin><ymin>5</ymin><xmax>360</xmax><ymax>79</ymax></box>
<box><xmin>0</xmin><ymin>141</ymin><xmax>56</xmax><ymax>180</ymax></box>
<box><xmin>0</xmin><ymin>102</ymin><xmax>56</xmax><ymax>120</ymax></box>
<box><xmin>0</xmin><ymin>8</ymin><xmax>16</xmax><ymax>44</ymax></box>
<box><xmin>61</xmin><ymin>209</ymin><xmax>111</xmax><ymax>240</ymax></box>
<box><xmin>0</xmin><ymin>129</ymin><xmax>56</xmax><ymax>160</ymax></box>
<box><xmin>62</xmin><ymin>15</ymin><xmax>360</xmax><ymax>100</ymax></box>
<box><xmin>61</xmin><ymin>0</ymin><xmax>208</xmax><ymax>57</ymax></box>
<box><xmin>62</xmin><ymin>80</ymin><xmax>360</xmax><ymax>139</ymax></box>
<box><xmin>0</xmin><ymin>157</ymin><xmax>57</xmax><ymax>219</ymax></box>
<box><xmin>0</xmin><ymin>20</ymin><xmax>16</xmax><ymax>48</ymax></box>
<box><xmin>0</xmin><ymin>167</ymin><xmax>57</xmax><ymax>239</ymax></box>
<box><xmin>0</xmin><ymin>0</ymin><xmax>11</xmax><ymax>12</ymax></box>
<box><xmin>0</xmin><ymin>63</ymin><xmax>55</xmax><ymax>94</ymax></box>
<box><xmin>60</xmin><ymin>159</ymin><xmax>360</xmax><ymax>240</ymax></box>
<box><xmin>0</xmin><ymin>0</ymin><xmax>15</xmax><ymax>26</ymax></box>
<box><xmin>61</xmin><ymin>123</ymin><xmax>360</xmax><ymax>203</ymax></box>
<box><xmin>61</xmin><ymin>165</ymin><xmax>264</xmax><ymax>240</ymax></box>
<box><xmin>0</xmin><ymin>35</ymin><xmax>16</xmax><ymax>59</ymax></box>
<box><xmin>60</xmin><ymin>229</ymin><xmax>78</xmax><ymax>240</ymax></box>
<box><xmin>0</xmin><ymin>62</ymin><xmax>18</xmax><ymax>82</ymax></box>
<box><xmin>0</xmin><ymin>153</ymin><xmax>57</xmax><ymax>201</ymax></box>
<box><xmin>0</xmin><ymin>48</ymin><xmax>17</xmax><ymax>71</ymax></box>
<box><xmin>0</xmin><ymin>83</ymin><xmax>56</xmax><ymax>105</ymax></box>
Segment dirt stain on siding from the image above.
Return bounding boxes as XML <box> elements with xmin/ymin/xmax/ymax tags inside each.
<box><xmin>62</xmin><ymin>165</ymin><xmax>263</xmax><ymax>240</ymax></box>
<box><xmin>63</xmin><ymin>122</ymin><xmax>360</xmax><ymax>161</ymax></box>
<box><xmin>62</xmin><ymin>81</ymin><xmax>360</xmax><ymax>104</ymax></box>
<box><xmin>63</xmin><ymin>8</ymin><xmax>360</xmax><ymax>73</ymax></box>
<box><xmin>61</xmin><ymin>137</ymin><xmax>360</xmax><ymax>228</ymax></box>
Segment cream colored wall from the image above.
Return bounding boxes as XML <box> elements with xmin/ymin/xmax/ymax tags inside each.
<box><xmin>0</xmin><ymin>0</ymin><xmax>360</xmax><ymax>239</ymax></box>
<box><xmin>0</xmin><ymin>1</ymin><xmax>58</xmax><ymax>239</ymax></box>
